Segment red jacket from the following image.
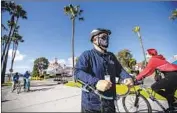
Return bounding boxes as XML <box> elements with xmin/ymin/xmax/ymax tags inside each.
<box><xmin>136</xmin><ymin>55</ymin><xmax>177</xmax><ymax>80</ymax></box>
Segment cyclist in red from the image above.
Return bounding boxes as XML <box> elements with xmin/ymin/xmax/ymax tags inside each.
<box><xmin>136</xmin><ymin>48</ymin><xmax>177</xmax><ymax>109</ymax></box>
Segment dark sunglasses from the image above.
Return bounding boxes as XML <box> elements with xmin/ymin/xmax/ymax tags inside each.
<box><xmin>98</xmin><ymin>34</ymin><xmax>109</xmax><ymax>40</ymax></box>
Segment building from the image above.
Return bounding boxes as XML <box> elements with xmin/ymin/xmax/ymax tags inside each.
<box><xmin>46</xmin><ymin>58</ymin><xmax>64</xmax><ymax>75</ymax></box>
<box><xmin>46</xmin><ymin>58</ymin><xmax>73</xmax><ymax>76</ymax></box>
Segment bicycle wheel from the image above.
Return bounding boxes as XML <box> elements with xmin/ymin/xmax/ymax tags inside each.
<box><xmin>16</xmin><ymin>82</ymin><xmax>21</xmax><ymax>94</ymax></box>
<box><xmin>122</xmin><ymin>92</ymin><xmax>152</xmax><ymax>113</ymax></box>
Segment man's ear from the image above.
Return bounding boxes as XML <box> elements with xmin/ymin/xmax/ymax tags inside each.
<box><xmin>92</xmin><ymin>36</ymin><xmax>98</xmax><ymax>44</ymax></box>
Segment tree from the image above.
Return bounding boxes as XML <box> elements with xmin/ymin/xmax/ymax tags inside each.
<box><xmin>75</xmin><ymin>57</ymin><xmax>79</xmax><ymax>63</ymax></box>
<box><xmin>133</xmin><ymin>26</ymin><xmax>147</xmax><ymax>67</ymax></box>
<box><xmin>116</xmin><ymin>49</ymin><xmax>137</xmax><ymax>73</ymax></box>
<box><xmin>33</xmin><ymin>57</ymin><xmax>49</xmax><ymax>78</ymax></box>
<box><xmin>9</xmin><ymin>26</ymin><xmax>24</xmax><ymax>76</ymax></box>
<box><xmin>64</xmin><ymin>4</ymin><xmax>84</xmax><ymax>77</ymax></box>
<box><xmin>169</xmin><ymin>9</ymin><xmax>177</xmax><ymax>20</ymax></box>
<box><xmin>1</xmin><ymin>1</ymin><xmax>27</xmax><ymax>83</ymax></box>
<box><xmin>32</xmin><ymin>65</ymin><xmax>39</xmax><ymax>77</ymax></box>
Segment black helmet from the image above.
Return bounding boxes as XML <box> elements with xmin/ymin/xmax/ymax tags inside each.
<box><xmin>90</xmin><ymin>28</ymin><xmax>111</xmax><ymax>42</ymax></box>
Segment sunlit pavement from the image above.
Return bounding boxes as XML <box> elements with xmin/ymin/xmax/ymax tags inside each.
<box><xmin>2</xmin><ymin>80</ymin><xmax>168</xmax><ymax>112</ymax></box>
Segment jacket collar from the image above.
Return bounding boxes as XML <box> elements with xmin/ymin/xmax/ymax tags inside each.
<box><xmin>92</xmin><ymin>48</ymin><xmax>108</xmax><ymax>57</ymax></box>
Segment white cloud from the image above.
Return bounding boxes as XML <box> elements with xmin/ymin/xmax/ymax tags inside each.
<box><xmin>8</xmin><ymin>49</ymin><xmax>26</xmax><ymax>61</ymax></box>
<box><xmin>66</xmin><ymin>57</ymin><xmax>77</xmax><ymax>67</ymax></box>
<box><xmin>48</xmin><ymin>57</ymin><xmax>77</xmax><ymax>67</ymax></box>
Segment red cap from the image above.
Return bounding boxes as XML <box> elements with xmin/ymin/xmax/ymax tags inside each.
<box><xmin>147</xmin><ymin>48</ymin><xmax>158</xmax><ymax>56</ymax></box>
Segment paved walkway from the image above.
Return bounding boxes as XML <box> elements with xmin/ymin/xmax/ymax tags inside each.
<box><xmin>2</xmin><ymin>80</ymin><xmax>168</xmax><ymax>112</ymax></box>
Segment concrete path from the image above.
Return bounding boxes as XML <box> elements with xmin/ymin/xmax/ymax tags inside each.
<box><xmin>2</xmin><ymin>80</ymin><xmax>168</xmax><ymax>112</ymax></box>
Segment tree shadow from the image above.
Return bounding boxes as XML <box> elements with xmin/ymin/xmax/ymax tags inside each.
<box><xmin>30</xmin><ymin>84</ymin><xmax>58</xmax><ymax>87</ymax></box>
<box><xmin>24</xmin><ymin>87</ymin><xmax>54</xmax><ymax>93</ymax></box>
<box><xmin>1</xmin><ymin>99</ymin><xmax>11</xmax><ymax>103</ymax></box>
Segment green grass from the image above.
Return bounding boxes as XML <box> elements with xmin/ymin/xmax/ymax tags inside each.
<box><xmin>65</xmin><ymin>81</ymin><xmax>177</xmax><ymax>100</ymax></box>
<box><xmin>2</xmin><ymin>81</ymin><xmax>12</xmax><ymax>86</ymax></box>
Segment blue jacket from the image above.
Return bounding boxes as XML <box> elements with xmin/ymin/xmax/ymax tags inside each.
<box><xmin>13</xmin><ymin>74</ymin><xmax>19</xmax><ymax>82</ymax></box>
<box><xmin>24</xmin><ymin>72</ymin><xmax>30</xmax><ymax>79</ymax></box>
<box><xmin>74</xmin><ymin>49</ymin><xmax>131</xmax><ymax>111</ymax></box>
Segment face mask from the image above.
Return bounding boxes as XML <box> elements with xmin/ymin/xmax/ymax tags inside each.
<box><xmin>98</xmin><ymin>35</ymin><xmax>109</xmax><ymax>48</ymax></box>
<box><xmin>146</xmin><ymin>53</ymin><xmax>152</xmax><ymax>62</ymax></box>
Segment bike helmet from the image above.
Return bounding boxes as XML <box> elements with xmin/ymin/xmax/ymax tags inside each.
<box><xmin>90</xmin><ymin>28</ymin><xmax>111</xmax><ymax>42</ymax></box>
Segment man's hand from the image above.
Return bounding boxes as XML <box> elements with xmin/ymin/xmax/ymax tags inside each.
<box><xmin>96</xmin><ymin>80</ymin><xmax>112</xmax><ymax>92</ymax></box>
<box><xmin>123</xmin><ymin>78</ymin><xmax>134</xmax><ymax>86</ymax></box>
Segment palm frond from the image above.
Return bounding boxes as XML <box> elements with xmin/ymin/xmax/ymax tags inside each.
<box><xmin>133</xmin><ymin>26</ymin><xmax>140</xmax><ymax>33</ymax></box>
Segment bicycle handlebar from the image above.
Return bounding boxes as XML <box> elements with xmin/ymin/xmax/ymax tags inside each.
<box><xmin>76</xmin><ymin>79</ymin><xmax>114</xmax><ymax>100</ymax></box>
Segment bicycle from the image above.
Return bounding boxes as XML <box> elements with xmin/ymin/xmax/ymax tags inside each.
<box><xmin>11</xmin><ymin>81</ymin><xmax>21</xmax><ymax>94</ymax></box>
<box><xmin>24</xmin><ymin>77</ymin><xmax>31</xmax><ymax>92</ymax></box>
<box><xmin>122</xmin><ymin>78</ymin><xmax>177</xmax><ymax>113</ymax></box>
<box><xmin>76</xmin><ymin>79</ymin><xmax>152</xmax><ymax>113</ymax></box>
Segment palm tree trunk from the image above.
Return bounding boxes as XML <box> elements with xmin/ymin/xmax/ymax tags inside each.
<box><xmin>1</xmin><ymin>15</ymin><xmax>15</xmax><ymax>66</ymax></box>
<box><xmin>1</xmin><ymin>24</ymin><xmax>13</xmax><ymax>66</ymax></box>
<box><xmin>1</xmin><ymin>17</ymin><xmax>18</xmax><ymax>84</ymax></box>
<box><xmin>72</xmin><ymin>18</ymin><xmax>75</xmax><ymax>80</ymax></box>
<box><xmin>9</xmin><ymin>42</ymin><xmax>18</xmax><ymax>81</ymax></box>
<box><xmin>137</xmin><ymin>32</ymin><xmax>147</xmax><ymax>66</ymax></box>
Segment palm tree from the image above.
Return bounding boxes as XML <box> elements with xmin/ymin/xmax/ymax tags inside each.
<box><xmin>169</xmin><ymin>9</ymin><xmax>177</xmax><ymax>20</ymax></box>
<box><xmin>1</xmin><ymin>35</ymin><xmax>8</xmax><ymax>55</ymax></box>
<box><xmin>9</xmin><ymin>27</ymin><xmax>24</xmax><ymax>78</ymax></box>
<box><xmin>1</xmin><ymin>2</ymin><xmax>27</xmax><ymax>83</ymax></box>
<box><xmin>133</xmin><ymin>26</ymin><xmax>147</xmax><ymax>66</ymax></box>
<box><xmin>64</xmin><ymin>4</ymin><xmax>84</xmax><ymax>77</ymax></box>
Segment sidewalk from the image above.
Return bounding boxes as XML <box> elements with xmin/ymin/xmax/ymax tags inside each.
<box><xmin>2</xmin><ymin>81</ymin><xmax>168</xmax><ymax>112</ymax></box>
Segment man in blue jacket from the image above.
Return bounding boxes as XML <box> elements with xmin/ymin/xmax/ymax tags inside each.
<box><xmin>23</xmin><ymin>71</ymin><xmax>31</xmax><ymax>91</ymax></box>
<box><xmin>74</xmin><ymin>28</ymin><xmax>133</xmax><ymax>113</ymax></box>
<box><xmin>12</xmin><ymin>72</ymin><xmax>20</xmax><ymax>91</ymax></box>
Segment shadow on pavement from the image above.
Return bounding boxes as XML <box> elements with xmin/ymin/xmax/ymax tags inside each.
<box><xmin>24</xmin><ymin>87</ymin><xmax>54</xmax><ymax>93</ymax></box>
<box><xmin>1</xmin><ymin>100</ymin><xmax>11</xmax><ymax>103</ymax></box>
<box><xmin>30</xmin><ymin>84</ymin><xmax>58</xmax><ymax>87</ymax></box>
<box><xmin>152</xmin><ymin>109</ymin><xmax>163</xmax><ymax>113</ymax></box>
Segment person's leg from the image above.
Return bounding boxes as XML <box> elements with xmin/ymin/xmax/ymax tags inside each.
<box><xmin>151</xmin><ymin>78</ymin><xmax>168</xmax><ymax>98</ymax></box>
<box><xmin>151</xmin><ymin>72</ymin><xmax>177</xmax><ymax>108</ymax></box>
<box><xmin>12</xmin><ymin>81</ymin><xmax>15</xmax><ymax>91</ymax></box>
<box><xmin>26</xmin><ymin>79</ymin><xmax>29</xmax><ymax>91</ymax></box>
<box><xmin>24</xmin><ymin>79</ymin><xmax>26</xmax><ymax>89</ymax></box>
<box><xmin>165</xmin><ymin>88</ymin><xmax>176</xmax><ymax>108</ymax></box>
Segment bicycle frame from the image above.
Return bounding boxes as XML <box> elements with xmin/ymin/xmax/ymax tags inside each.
<box><xmin>76</xmin><ymin>79</ymin><xmax>131</xmax><ymax>113</ymax></box>
<box><xmin>139</xmin><ymin>83</ymin><xmax>167</xmax><ymax>111</ymax></box>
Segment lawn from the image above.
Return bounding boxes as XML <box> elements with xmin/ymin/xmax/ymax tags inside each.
<box><xmin>65</xmin><ymin>81</ymin><xmax>177</xmax><ymax>100</ymax></box>
<box><xmin>2</xmin><ymin>81</ymin><xmax>12</xmax><ymax>86</ymax></box>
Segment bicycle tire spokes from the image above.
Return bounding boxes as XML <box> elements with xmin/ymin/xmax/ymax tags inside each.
<box><xmin>122</xmin><ymin>93</ymin><xmax>152</xmax><ymax>113</ymax></box>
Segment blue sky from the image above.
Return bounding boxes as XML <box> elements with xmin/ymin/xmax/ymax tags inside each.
<box><xmin>2</xmin><ymin>1</ymin><xmax>177</xmax><ymax>73</ymax></box>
